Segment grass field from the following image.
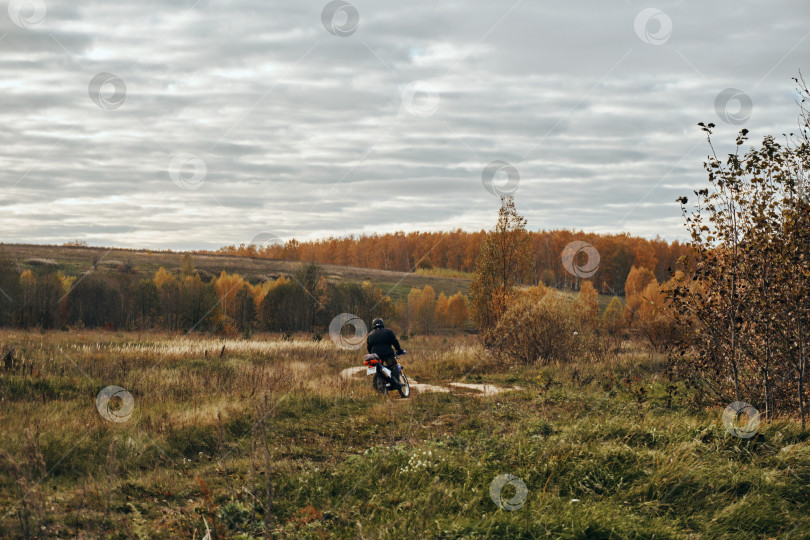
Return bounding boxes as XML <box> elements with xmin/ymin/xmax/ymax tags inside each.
<box><xmin>1</xmin><ymin>330</ymin><xmax>808</xmax><ymax>538</ymax></box>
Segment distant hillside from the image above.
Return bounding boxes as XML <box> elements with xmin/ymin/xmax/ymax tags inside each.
<box><xmin>213</xmin><ymin>229</ymin><xmax>689</xmax><ymax>295</ymax></box>
<box><xmin>0</xmin><ymin>243</ymin><xmax>470</xmax><ymax>301</ymax></box>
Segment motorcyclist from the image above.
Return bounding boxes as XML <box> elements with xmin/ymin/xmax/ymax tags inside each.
<box><xmin>366</xmin><ymin>318</ymin><xmax>404</xmax><ymax>383</ymax></box>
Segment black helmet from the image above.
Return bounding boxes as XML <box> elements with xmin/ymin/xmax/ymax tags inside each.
<box><xmin>372</xmin><ymin>318</ymin><xmax>384</xmax><ymax>329</ymax></box>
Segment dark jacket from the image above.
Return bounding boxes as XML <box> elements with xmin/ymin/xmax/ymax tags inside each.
<box><xmin>366</xmin><ymin>327</ymin><xmax>402</xmax><ymax>361</ymax></box>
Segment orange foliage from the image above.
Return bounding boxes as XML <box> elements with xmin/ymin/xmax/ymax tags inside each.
<box><xmin>574</xmin><ymin>280</ymin><xmax>599</xmax><ymax>326</ymax></box>
<box><xmin>209</xmin><ymin>230</ymin><xmax>688</xmax><ymax>292</ymax></box>
<box><xmin>445</xmin><ymin>292</ymin><xmax>469</xmax><ymax>328</ymax></box>
<box><xmin>624</xmin><ymin>266</ymin><xmax>658</xmax><ymax>318</ymax></box>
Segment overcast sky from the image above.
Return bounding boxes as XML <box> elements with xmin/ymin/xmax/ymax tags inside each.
<box><xmin>0</xmin><ymin>0</ymin><xmax>807</xmax><ymax>250</ymax></box>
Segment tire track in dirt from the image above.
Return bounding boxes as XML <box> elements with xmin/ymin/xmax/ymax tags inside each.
<box><xmin>339</xmin><ymin>366</ymin><xmax>523</xmax><ymax>396</ymax></box>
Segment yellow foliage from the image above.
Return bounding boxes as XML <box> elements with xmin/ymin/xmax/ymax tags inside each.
<box><xmin>602</xmin><ymin>296</ymin><xmax>624</xmax><ymax>335</ymax></box>
<box><xmin>57</xmin><ymin>272</ymin><xmax>76</xmax><ymax>293</ymax></box>
<box><xmin>154</xmin><ymin>267</ymin><xmax>176</xmax><ymax>289</ymax></box>
<box><xmin>523</xmin><ymin>283</ymin><xmax>550</xmax><ymax>303</ymax></box>
<box><xmin>435</xmin><ymin>293</ymin><xmax>449</xmax><ymax>328</ymax></box>
<box><xmin>406</xmin><ymin>285</ymin><xmax>437</xmax><ymax>334</ymax></box>
<box><xmin>213</xmin><ymin>270</ymin><xmax>246</xmax><ymax>318</ymax></box>
<box><xmin>574</xmin><ymin>280</ymin><xmax>599</xmax><ymax>326</ymax></box>
<box><xmin>250</xmin><ymin>276</ymin><xmax>290</xmax><ymax>306</ymax></box>
<box><xmin>637</xmin><ymin>281</ymin><xmax>666</xmax><ymax>323</ymax></box>
<box><xmin>19</xmin><ymin>269</ymin><xmax>35</xmax><ymax>287</ymax></box>
<box><xmin>446</xmin><ymin>292</ymin><xmax>469</xmax><ymax>328</ymax></box>
<box><xmin>624</xmin><ymin>266</ymin><xmax>657</xmax><ymax>319</ymax></box>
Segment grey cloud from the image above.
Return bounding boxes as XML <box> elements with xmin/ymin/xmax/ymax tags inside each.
<box><xmin>0</xmin><ymin>0</ymin><xmax>807</xmax><ymax>249</ymax></box>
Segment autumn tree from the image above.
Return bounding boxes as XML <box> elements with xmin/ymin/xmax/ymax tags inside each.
<box><xmin>36</xmin><ymin>273</ymin><xmax>64</xmax><ymax>329</ymax></box>
<box><xmin>179</xmin><ymin>274</ymin><xmax>218</xmax><ymax>332</ymax></box>
<box><xmin>233</xmin><ymin>284</ymin><xmax>256</xmax><ymax>336</ymax></box>
<box><xmin>470</xmin><ymin>195</ymin><xmax>533</xmax><ymax>342</ymax></box>
<box><xmin>250</xmin><ymin>276</ymin><xmax>287</xmax><ymax>308</ymax></box>
<box><xmin>19</xmin><ymin>269</ymin><xmax>36</xmax><ymax>327</ymax></box>
<box><xmin>670</xmin><ymin>81</ymin><xmax>810</xmax><ymax>425</ymax></box>
<box><xmin>405</xmin><ymin>286</ymin><xmax>437</xmax><ymax>334</ymax></box>
<box><xmin>624</xmin><ymin>266</ymin><xmax>658</xmax><ymax>322</ymax></box>
<box><xmin>573</xmin><ymin>280</ymin><xmax>599</xmax><ymax>328</ymax></box>
<box><xmin>446</xmin><ymin>292</ymin><xmax>470</xmax><ymax>329</ymax></box>
<box><xmin>133</xmin><ymin>280</ymin><xmax>161</xmax><ymax>329</ymax></box>
<box><xmin>16</xmin><ymin>269</ymin><xmax>64</xmax><ymax>329</ymax></box>
<box><xmin>416</xmin><ymin>285</ymin><xmax>436</xmax><ymax>334</ymax></box>
<box><xmin>435</xmin><ymin>292</ymin><xmax>450</xmax><ymax>329</ymax></box>
<box><xmin>602</xmin><ymin>296</ymin><xmax>624</xmax><ymax>336</ymax></box>
<box><xmin>600</xmin><ymin>240</ymin><xmax>636</xmax><ymax>295</ymax></box>
<box><xmin>325</xmin><ymin>280</ymin><xmax>392</xmax><ymax>333</ymax></box>
<box><xmin>261</xmin><ymin>281</ymin><xmax>303</xmax><ymax>332</ymax></box>
<box><xmin>630</xmin><ymin>277</ymin><xmax>682</xmax><ymax>352</ymax></box>
<box><xmin>65</xmin><ymin>273</ymin><xmax>123</xmax><ymax>328</ymax></box>
<box><xmin>154</xmin><ymin>268</ymin><xmax>180</xmax><ymax>330</ymax></box>
<box><xmin>293</xmin><ymin>263</ymin><xmax>326</xmax><ymax>330</ymax></box>
<box><xmin>259</xmin><ymin>265</ymin><xmax>328</xmax><ymax>333</ymax></box>
<box><xmin>213</xmin><ymin>271</ymin><xmax>246</xmax><ymax>319</ymax></box>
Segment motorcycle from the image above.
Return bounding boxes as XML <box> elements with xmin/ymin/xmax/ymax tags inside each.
<box><xmin>363</xmin><ymin>351</ymin><xmax>410</xmax><ymax>398</ymax></box>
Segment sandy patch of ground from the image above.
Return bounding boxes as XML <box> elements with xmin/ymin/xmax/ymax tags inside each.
<box><xmin>339</xmin><ymin>366</ymin><xmax>521</xmax><ymax>396</ymax></box>
<box><xmin>410</xmin><ymin>380</ymin><xmax>450</xmax><ymax>393</ymax></box>
<box><xmin>340</xmin><ymin>366</ymin><xmax>367</xmax><ymax>378</ymax></box>
<box><xmin>447</xmin><ymin>382</ymin><xmax>523</xmax><ymax>396</ymax></box>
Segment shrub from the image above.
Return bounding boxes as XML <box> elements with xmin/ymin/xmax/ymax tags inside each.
<box><xmin>490</xmin><ymin>291</ymin><xmax>579</xmax><ymax>364</ymax></box>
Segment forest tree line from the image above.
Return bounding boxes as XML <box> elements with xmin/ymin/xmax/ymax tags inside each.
<box><xmin>0</xmin><ymin>255</ymin><xmax>469</xmax><ymax>336</ymax></box>
<box><xmin>213</xmin><ymin>229</ymin><xmax>690</xmax><ymax>295</ymax></box>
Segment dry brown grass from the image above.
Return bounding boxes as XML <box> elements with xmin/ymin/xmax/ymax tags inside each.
<box><xmin>1</xmin><ymin>330</ymin><xmax>808</xmax><ymax>538</ymax></box>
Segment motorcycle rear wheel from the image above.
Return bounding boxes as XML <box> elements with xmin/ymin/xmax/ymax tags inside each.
<box><xmin>372</xmin><ymin>372</ymin><xmax>388</xmax><ymax>394</ymax></box>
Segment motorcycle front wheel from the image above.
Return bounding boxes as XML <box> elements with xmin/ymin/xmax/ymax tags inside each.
<box><xmin>397</xmin><ymin>373</ymin><xmax>410</xmax><ymax>398</ymax></box>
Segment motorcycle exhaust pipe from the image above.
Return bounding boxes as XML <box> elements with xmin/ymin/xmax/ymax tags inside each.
<box><xmin>380</xmin><ymin>366</ymin><xmax>392</xmax><ymax>378</ymax></box>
